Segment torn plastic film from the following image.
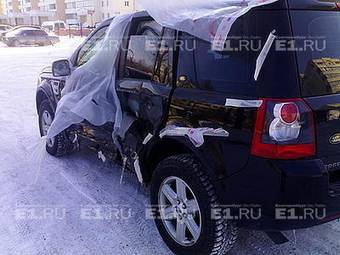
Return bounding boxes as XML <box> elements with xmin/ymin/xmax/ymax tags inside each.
<box><xmin>160</xmin><ymin>126</ymin><xmax>229</xmax><ymax>148</ymax></box>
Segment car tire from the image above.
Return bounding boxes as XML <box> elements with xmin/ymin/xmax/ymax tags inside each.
<box><xmin>38</xmin><ymin>99</ymin><xmax>74</xmax><ymax>157</ymax></box>
<box><xmin>151</xmin><ymin>154</ymin><xmax>238</xmax><ymax>255</ymax></box>
<box><xmin>10</xmin><ymin>39</ymin><xmax>20</xmax><ymax>47</ymax></box>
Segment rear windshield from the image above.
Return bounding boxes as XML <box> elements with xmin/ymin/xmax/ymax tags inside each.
<box><xmin>291</xmin><ymin>11</ymin><xmax>340</xmax><ymax>96</ymax></box>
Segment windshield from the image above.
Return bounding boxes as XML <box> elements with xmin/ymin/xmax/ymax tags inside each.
<box><xmin>6</xmin><ymin>29</ymin><xmax>21</xmax><ymax>36</ymax></box>
<box><xmin>291</xmin><ymin>11</ymin><xmax>340</xmax><ymax>96</ymax></box>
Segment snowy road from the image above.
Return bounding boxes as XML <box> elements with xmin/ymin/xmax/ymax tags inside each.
<box><xmin>0</xmin><ymin>39</ymin><xmax>340</xmax><ymax>255</ymax></box>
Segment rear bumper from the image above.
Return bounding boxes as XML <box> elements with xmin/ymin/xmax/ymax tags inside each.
<box><xmin>218</xmin><ymin>156</ymin><xmax>340</xmax><ymax>231</ymax></box>
<box><xmin>242</xmin><ymin>195</ymin><xmax>340</xmax><ymax>231</ymax></box>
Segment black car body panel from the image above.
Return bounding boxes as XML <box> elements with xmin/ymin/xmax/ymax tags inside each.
<box><xmin>36</xmin><ymin>2</ymin><xmax>340</xmax><ymax>231</ymax></box>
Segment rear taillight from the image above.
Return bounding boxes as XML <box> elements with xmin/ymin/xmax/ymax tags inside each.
<box><xmin>251</xmin><ymin>98</ymin><xmax>316</xmax><ymax>159</ymax></box>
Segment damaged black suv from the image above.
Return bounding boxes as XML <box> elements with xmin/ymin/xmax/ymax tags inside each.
<box><xmin>36</xmin><ymin>1</ymin><xmax>340</xmax><ymax>254</ymax></box>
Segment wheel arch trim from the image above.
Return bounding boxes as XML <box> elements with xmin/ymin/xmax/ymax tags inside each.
<box><xmin>141</xmin><ymin>136</ymin><xmax>224</xmax><ymax>183</ymax></box>
<box><xmin>36</xmin><ymin>82</ymin><xmax>56</xmax><ymax>114</ymax></box>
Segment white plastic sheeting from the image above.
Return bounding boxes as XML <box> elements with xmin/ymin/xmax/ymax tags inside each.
<box><xmin>160</xmin><ymin>126</ymin><xmax>229</xmax><ymax>147</ymax></box>
<box><xmin>47</xmin><ymin>14</ymin><xmax>133</xmax><ymax>139</ymax></box>
<box><xmin>139</xmin><ymin>0</ymin><xmax>278</xmax><ymax>50</ymax></box>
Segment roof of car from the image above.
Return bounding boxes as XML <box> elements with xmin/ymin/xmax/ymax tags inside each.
<box><xmin>17</xmin><ymin>25</ymin><xmax>41</xmax><ymax>29</ymax></box>
<box><xmin>16</xmin><ymin>27</ymin><xmax>43</xmax><ymax>31</ymax></box>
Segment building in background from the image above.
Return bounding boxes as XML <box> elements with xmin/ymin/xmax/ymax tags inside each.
<box><xmin>64</xmin><ymin>0</ymin><xmax>101</xmax><ymax>26</ymax></box>
<box><xmin>0</xmin><ymin>0</ymin><xmax>141</xmax><ymax>26</ymax></box>
<box><xmin>0</xmin><ymin>0</ymin><xmax>4</xmax><ymax>16</ymax></box>
<box><xmin>1</xmin><ymin>0</ymin><xmax>24</xmax><ymax>25</ymax></box>
<box><xmin>38</xmin><ymin>0</ymin><xmax>66</xmax><ymax>22</ymax></box>
<box><xmin>101</xmin><ymin>0</ymin><xmax>140</xmax><ymax>20</ymax></box>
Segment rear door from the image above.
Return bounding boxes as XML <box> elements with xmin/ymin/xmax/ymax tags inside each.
<box><xmin>290</xmin><ymin>6</ymin><xmax>340</xmax><ymax>170</ymax></box>
<box><xmin>34</xmin><ymin>30</ymin><xmax>49</xmax><ymax>44</ymax></box>
<box><xmin>20</xmin><ymin>30</ymin><xmax>35</xmax><ymax>45</ymax></box>
<box><xmin>117</xmin><ymin>19</ymin><xmax>175</xmax><ymax>137</ymax></box>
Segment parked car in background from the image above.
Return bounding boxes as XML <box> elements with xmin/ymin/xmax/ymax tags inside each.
<box><xmin>0</xmin><ymin>24</ymin><xmax>13</xmax><ymax>40</ymax></box>
<box><xmin>0</xmin><ymin>24</ymin><xmax>12</xmax><ymax>32</ymax></box>
<box><xmin>42</xmin><ymin>20</ymin><xmax>68</xmax><ymax>35</ymax></box>
<box><xmin>2</xmin><ymin>27</ymin><xmax>59</xmax><ymax>47</ymax></box>
<box><xmin>1</xmin><ymin>25</ymin><xmax>41</xmax><ymax>39</ymax></box>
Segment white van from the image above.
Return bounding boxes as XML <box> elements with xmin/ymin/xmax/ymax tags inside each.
<box><xmin>41</xmin><ymin>21</ymin><xmax>67</xmax><ymax>33</ymax></box>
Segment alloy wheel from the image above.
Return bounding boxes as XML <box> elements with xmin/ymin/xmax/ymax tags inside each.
<box><xmin>158</xmin><ymin>176</ymin><xmax>202</xmax><ymax>247</ymax></box>
<box><xmin>40</xmin><ymin>110</ymin><xmax>55</xmax><ymax>147</ymax></box>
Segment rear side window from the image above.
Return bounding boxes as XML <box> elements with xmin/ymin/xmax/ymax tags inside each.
<box><xmin>33</xmin><ymin>30</ymin><xmax>48</xmax><ymax>36</ymax></box>
<box><xmin>177</xmin><ymin>17</ymin><xmax>255</xmax><ymax>97</ymax></box>
<box><xmin>176</xmin><ymin>9</ymin><xmax>300</xmax><ymax>98</ymax></box>
<box><xmin>55</xmin><ymin>23</ymin><xmax>65</xmax><ymax>29</ymax></box>
<box><xmin>195</xmin><ymin>38</ymin><xmax>250</xmax><ymax>93</ymax></box>
<box><xmin>22</xmin><ymin>30</ymin><xmax>45</xmax><ymax>36</ymax></box>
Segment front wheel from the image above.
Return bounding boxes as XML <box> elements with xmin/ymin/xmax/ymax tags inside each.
<box><xmin>10</xmin><ymin>39</ymin><xmax>20</xmax><ymax>47</ymax></box>
<box><xmin>151</xmin><ymin>154</ymin><xmax>238</xmax><ymax>255</ymax></box>
<box><xmin>38</xmin><ymin>99</ymin><xmax>76</xmax><ymax>157</ymax></box>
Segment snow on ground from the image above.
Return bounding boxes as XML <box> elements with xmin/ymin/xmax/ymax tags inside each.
<box><xmin>0</xmin><ymin>37</ymin><xmax>340</xmax><ymax>255</ymax></box>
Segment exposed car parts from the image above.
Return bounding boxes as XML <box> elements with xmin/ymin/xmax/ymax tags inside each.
<box><xmin>159</xmin><ymin>125</ymin><xmax>229</xmax><ymax>147</ymax></box>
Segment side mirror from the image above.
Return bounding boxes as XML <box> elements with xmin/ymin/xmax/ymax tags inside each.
<box><xmin>52</xmin><ymin>59</ymin><xmax>71</xmax><ymax>77</ymax></box>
